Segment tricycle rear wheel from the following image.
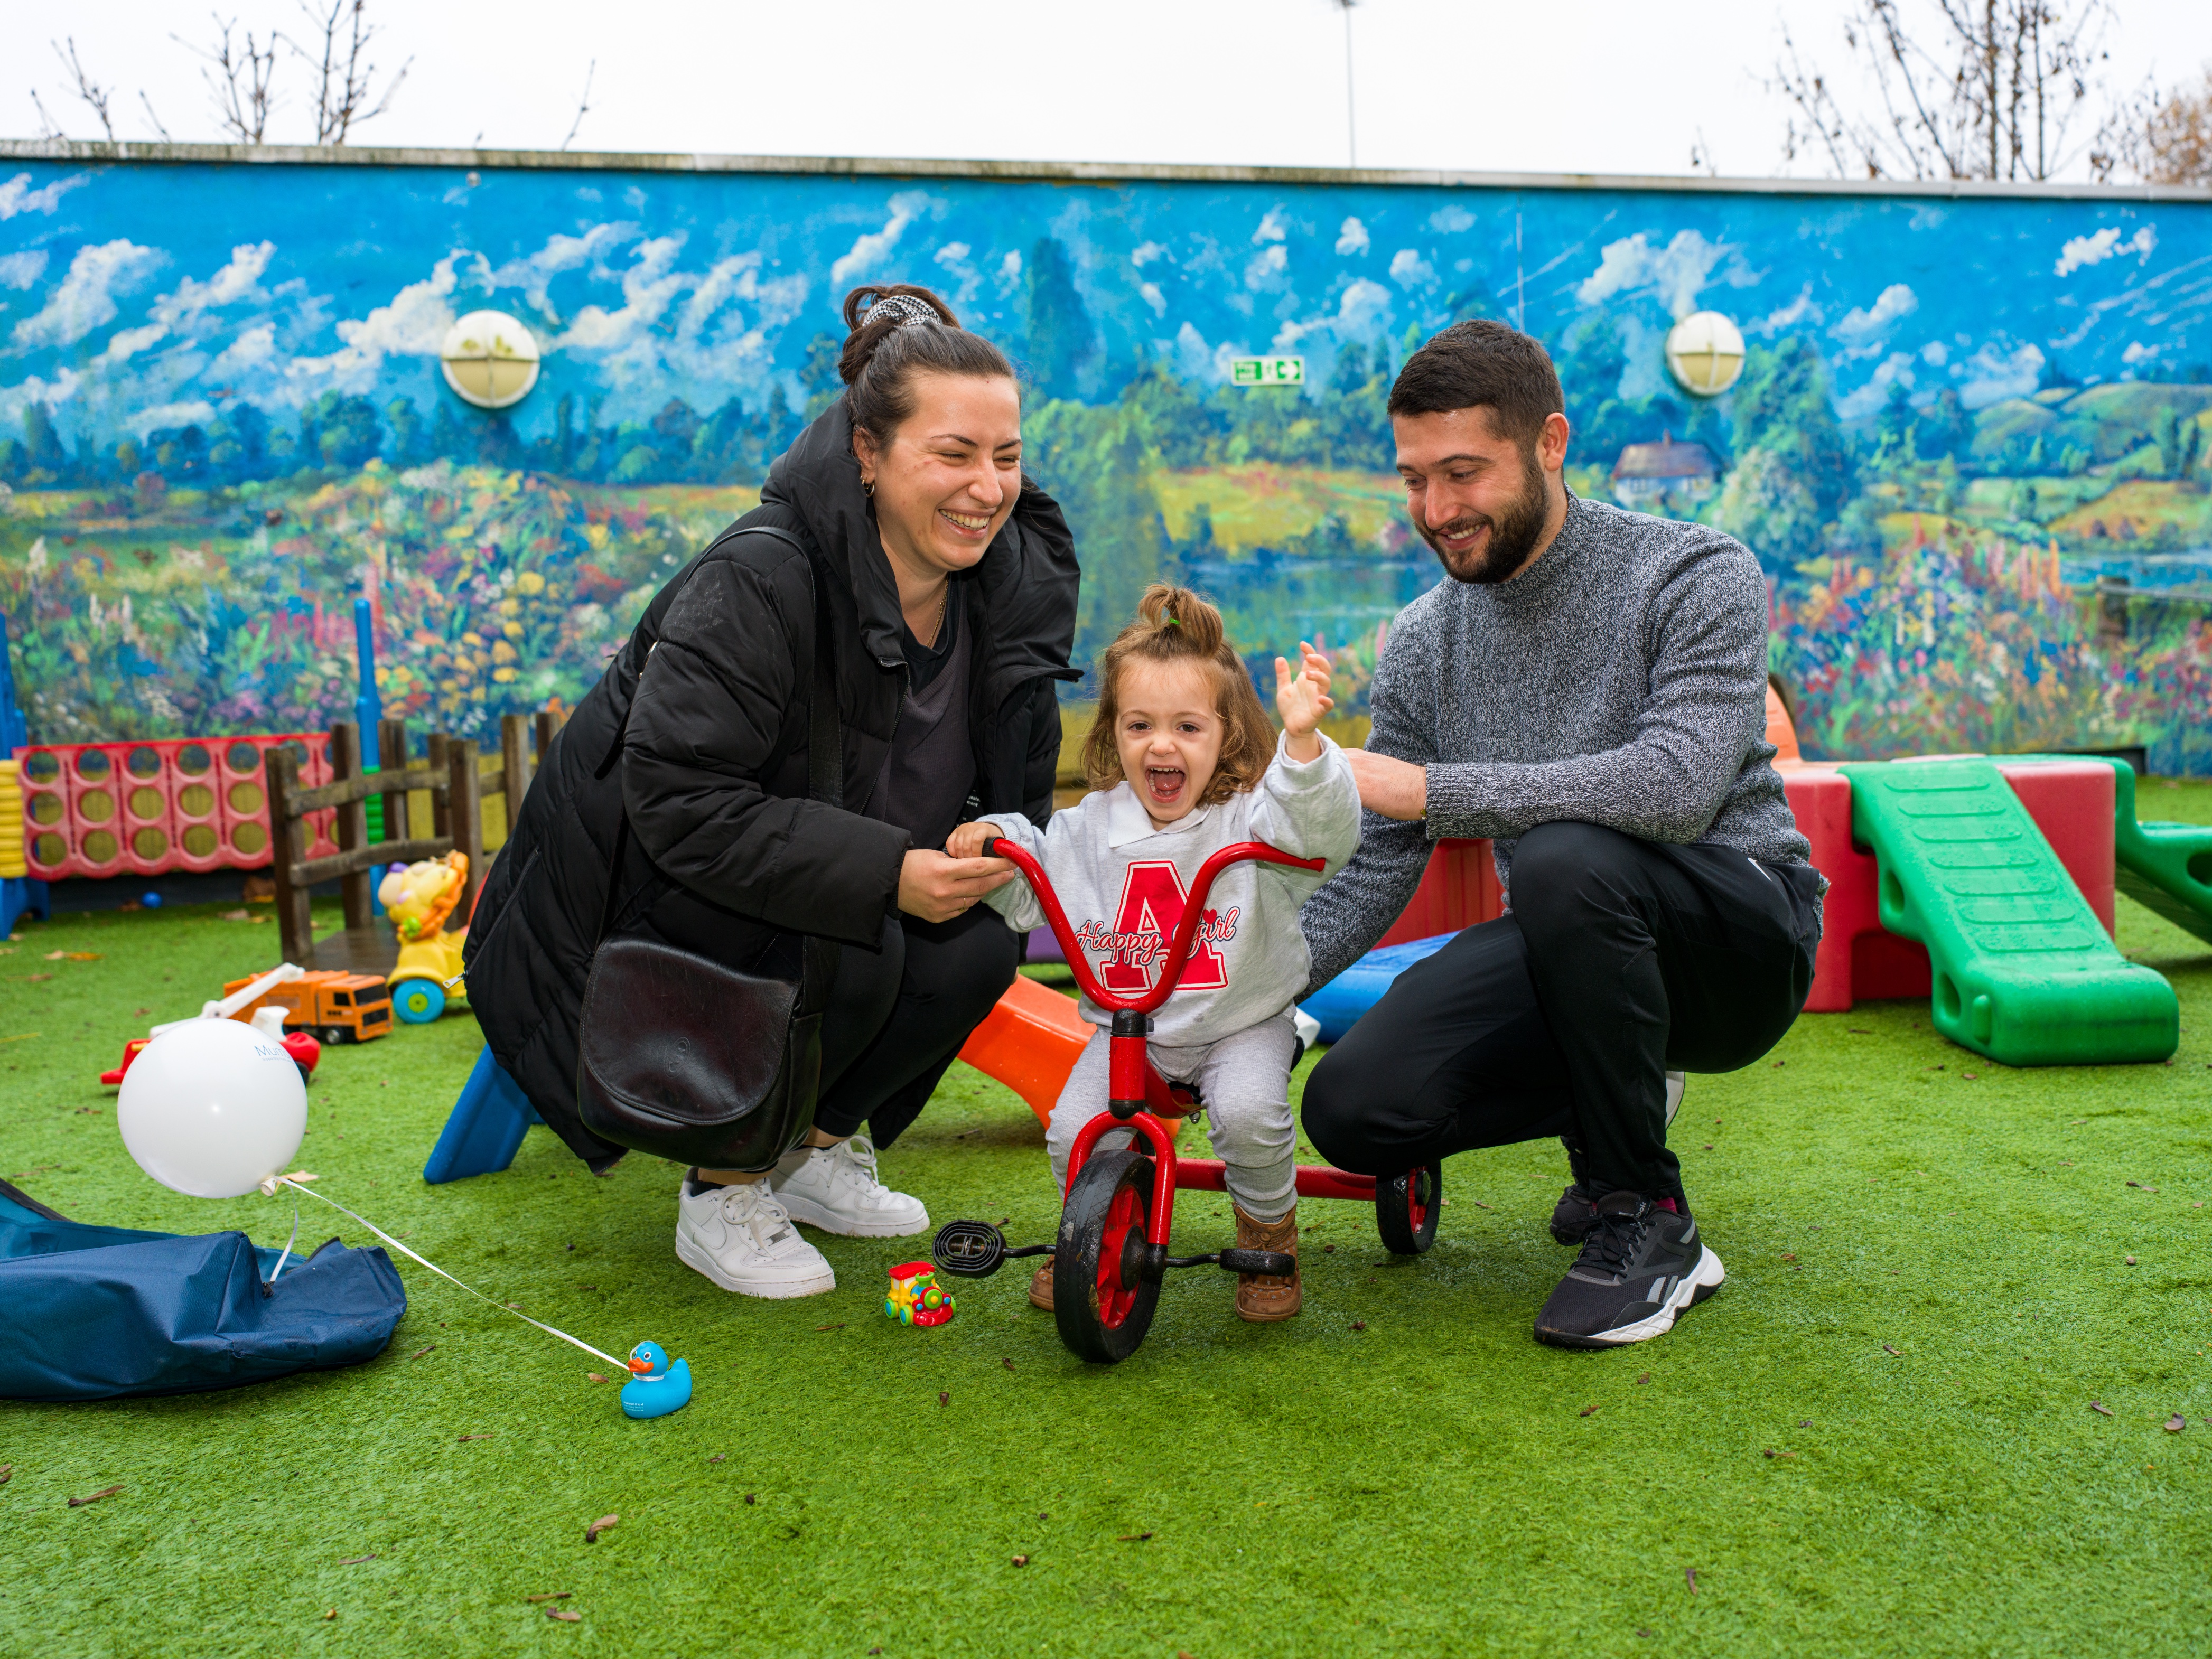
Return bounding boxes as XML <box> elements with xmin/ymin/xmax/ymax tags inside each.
<box><xmin>1376</xmin><ymin>1160</ymin><xmax>1442</xmax><ymax>1255</ymax></box>
<box><xmin>1053</xmin><ymin>1149</ymin><xmax>1161</xmax><ymax>1364</ymax></box>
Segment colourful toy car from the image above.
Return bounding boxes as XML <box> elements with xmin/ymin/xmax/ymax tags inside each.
<box><xmin>885</xmin><ymin>1262</ymin><xmax>957</xmax><ymax>1327</ymax></box>
<box><xmin>379</xmin><ymin>853</ymin><xmax>470</xmax><ymax>1024</ymax></box>
<box><xmin>222</xmin><ymin>969</ymin><xmax>393</xmax><ymax>1045</ymax></box>
<box><xmin>102</xmin><ymin>1025</ymin><xmax>321</xmax><ymax>1086</ymax></box>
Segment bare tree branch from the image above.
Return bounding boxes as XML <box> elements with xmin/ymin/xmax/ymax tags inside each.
<box><xmin>51</xmin><ymin>36</ymin><xmax>116</xmax><ymax>141</ymax></box>
<box><xmin>1770</xmin><ymin>0</ymin><xmax>2122</xmax><ymax>182</ymax></box>
<box><xmin>561</xmin><ymin>59</ymin><xmax>596</xmax><ymax>152</ymax></box>
<box><xmin>177</xmin><ymin>14</ymin><xmax>281</xmax><ymax>145</ymax></box>
<box><xmin>285</xmin><ymin>0</ymin><xmax>410</xmax><ymax>146</ymax></box>
<box><xmin>138</xmin><ymin>90</ymin><xmax>173</xmax><ymax>142</ymax></box>
<box><xmin>27</xmin><ymin>88</ymin><xmax>67</xmax><ymax>142</ymax></box>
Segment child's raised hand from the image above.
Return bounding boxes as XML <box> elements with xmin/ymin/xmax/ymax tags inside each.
<box><xmin>1273</xmin><ymin>641</ymin><xmax>1334</xmax><ymax>746</ymax></box>
<box><xmin>945</xmin><ymin>820</ymin><xmax>1005</xmax><ymax>861</ymax></box>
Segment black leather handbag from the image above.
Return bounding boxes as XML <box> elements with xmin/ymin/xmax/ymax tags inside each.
<box><xmin>575</xmin><ymin>545</ymin><xmax>843</xmax><ymax>1172</ymax></box>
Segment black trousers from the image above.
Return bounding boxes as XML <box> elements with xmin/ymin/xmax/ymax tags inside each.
<box><xmin>811</xmin><ymin>904</ymin><xmax>1019</xmax><ymax>1148</ymax></box>
<box><xmin>1303</xmin><ymin>821</ymin><xmax>1821</xmax><ymax>1204</ymax></box>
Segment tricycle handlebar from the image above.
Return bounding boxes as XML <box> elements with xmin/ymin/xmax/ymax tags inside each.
<box><xmin>981</xmin><ymin>833</ymin><xmax>1323</xmax><ymax>1016</ymax></box>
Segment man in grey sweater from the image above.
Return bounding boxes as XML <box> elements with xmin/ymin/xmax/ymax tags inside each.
<box><xmin>1299</xmin><ymin>320</ymin><xmax>1823</xmax><ymax>1350</ymax></box>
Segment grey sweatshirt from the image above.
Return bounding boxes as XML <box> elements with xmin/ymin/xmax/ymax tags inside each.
<box><xmin>983</xmin><ymin>734</ymin><xmax>1360</xmax><ymax>1045</ymax></box>
<box><xmin>1301</xmin><ymin>493</ymin><xmax>1812</xmax><ymax>993</ymax></box>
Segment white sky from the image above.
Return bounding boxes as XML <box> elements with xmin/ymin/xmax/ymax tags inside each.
<box><xmin>6</xmin><ymin>0</ymin><xmax>2211</xmax><ymax>181</ymax></box>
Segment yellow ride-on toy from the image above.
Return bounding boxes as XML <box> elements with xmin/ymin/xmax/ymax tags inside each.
<box><xmin>379</xmin><ymin>852</ymin><xmax>470</xmax><ymax>1025</ymax></box>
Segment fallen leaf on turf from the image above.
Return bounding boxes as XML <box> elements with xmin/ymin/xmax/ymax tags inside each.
<box><xmin>2126</xmin><ymin>1255</ymin><xmax>2139</xmax><ymax>1266</ymax></box>
<box><xmin>1002</xmin><ymin>1357</ymin><xmax>1015</xmax><ymax>1371</ymax></box>
<box><xmin>1117</xmin><ymin>1532</ymin><xmax>1153</xmax><ymax>1542</ymax></box>
<box><xmin>1781</xmin><ymin>1252</ymin><xmax>1797</xmax><ymax>1261</ymax></box>
<box><xmin>1882</xmin><ymin>1343</ymin><xmax>1901</xmax><ymax>1356</ymax></box>
<box><xmin>220</xmin><ymin>910</ymin><xmax>250</xmax><ymax>921</ymax></box>
<box><xmin>1350</xmin><ymin>1320</ymin><xmax>1367</xmax><ymax>1331</ymax></box>
<box><xmin>546</xmin><ymin>1607</ymin><xmax>581</xmax><ymax>1621</ymax></box>
<box><xmin>24</xmin><ymin>974</ymin><xmax>50</xmax><ymax>982</ymax></box>
<box><xmin>583</xmin><ymin>1514</ymin><xmax>618</xmax><ymax>1543</ymax></box>
<box><xmin>815</xmin><ymin>1323</ymin><xmax>845</xmax><ymax>1332</ymax></box>
<box><xmin>1798</xmin><ymin>1419</ymin><xmax>1812</xmax><ymax>1428</ymax></box>
<box><xmin>1763</xmin><ymin>1448</ymin><xmax>1797</xmax><ymax>1459</ymax></box>
<box><xmin>744</xmin><ymin>1494</ymin><xmax>756</xmax><ymax>1505</ymax></box>
<box><xmin>1847</xmin><ymin>1028</ymin><xmax>1870</xmax><ymax>1035</ymax></box>
<box><xmin>0</xmin><ymin>1465</ymin><xmax>11</xmax><ymax>1485</ymax></box>
<box><xmin>1685</xmin><ymin>1567</ymin><xmax>1698</xmax><ymax>1594</ymax></box>
<box><xmin>457</xmin><ymin>1432</ymin><xmax>493</xmax><ymax>1442</ymax></box>
<box><xmin>2167</xmin><ymin>1414</ymin><xmax>2187</xmax><ymax>1432</ymax></box>
<box><xmin>1635</xmin><ymin>1374</ymin><xmax>1650</xmax><ymax>1385</ymax></box>
<box><xmin>339</xmin><ymin>1553</ymin><xmax>378</xmax><ymax>1565</ymax></box>
<box><xmin>323</xmin><ymin>1609</ymin><xmax>337</xmax><ymax>1621</ymax></box>
<box><xmin>407</xmin><ymin>1345</ymin><xmax>435</xmax><ymax>1362</ymax></box>
<box><xmin>586</xmin><ymin>1372</ymin><xmax>608</xmax><ymax>1384</ymax></box>
<box><xmin>708</xmin><ymin>1454</ymin><xmax>724</xmax><ymax>1464</ymax></box>
<box><xmin>1323</xmin><ymin>1244</ymin><xmax>1334</xmax><ymax>1253</ymax></box>
<box><xmin>2091</xmin><ymin>1400</ymin><xmax>2114</xmax><ymax>1416</ymax></box>
<box><xmin>526</xmin><ymin>1592</ymin><xmax>571</xmax><ymax>1604</ymax></box>
<box><xmin>939</xmin><ymin>1392</ymin><xmax>949</xmax><ymax>1407</ymax></box>
<box><xmin>1580</xmin><ymin>1404</ymin><xmax>1600</xmax><ymax>1417</ymax></box>
<box><xmin>1011</xmin><ymin>1554</ymin><xmax>1029</xmax><ymax>1567</ymax></box>
<box><xmin>2128</xmin><ymin>1180</ymin><xmax>2159</xmax><ymax>1192</ymax></box>
<box><xmin>68</xmin><ymin>1484</ymin><xmax>122</xmax><ymax>1507</ymax></box>
<box><xmin>60</xmin><ymin>952</ymin><xmax>98</xmax><ymax>961</ymax></box>
<box><xmin>1038</xmin><ymin>1512</ymin><xmax>1050</xmax><ymax>1520</ymax></box>
<box><xmin>1963</xmin><ymin>1072</ymin><xmax>1978</xmax><ymax>1081</ymax></box>
<box><xmin>1467</xmin><ymin>1197</ymin><xmax>1492</xmax><ymax>1209</ymax></box>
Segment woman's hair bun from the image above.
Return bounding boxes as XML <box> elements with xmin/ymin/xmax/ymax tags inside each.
<box><xmin>839</xmin><ymin>285</ymin><xmax>960</xmax><ymax>386</ymax></box>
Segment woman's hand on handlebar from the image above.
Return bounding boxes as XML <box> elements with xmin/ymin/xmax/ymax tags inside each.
<box><xmin>944</xmin><ymin>820</ymin><xmax>1006</xmax><ymax>861</ymax></box>
<box><xmin>898</xmin><ymin>846</ymin><xmax>1013</xmax><ymax>923</ymax></box>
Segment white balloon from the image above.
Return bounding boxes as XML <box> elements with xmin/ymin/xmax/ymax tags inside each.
<box><xmin>117</xmin><ymin>1018</ymin><xmax>307</xmax><ymax>1200</ymax></box>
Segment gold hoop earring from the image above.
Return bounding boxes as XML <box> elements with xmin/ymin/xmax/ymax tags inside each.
<box><xmin>862</xmin><ymin>477</ymin><xmax>875</xmax><ymax>498</ymax></box>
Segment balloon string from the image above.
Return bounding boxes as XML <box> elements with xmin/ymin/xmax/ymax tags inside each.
<box><xmin>267</xmin><ymin>1192</ymin><xmax>301</xmax><ymax>1285</ymax></box>
<box><xmin>278</xmin><ymin>1178</ymin><xmax>630</xmax><ymax>1372</ymax></box>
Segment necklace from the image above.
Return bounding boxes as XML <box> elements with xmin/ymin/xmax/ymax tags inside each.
<box><xmin>917</xmin><ymin>583</ymin><xmax>949</xmax><ymax>647</ymax></box>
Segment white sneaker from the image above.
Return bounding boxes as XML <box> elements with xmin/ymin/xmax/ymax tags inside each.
<box><xmin>674</xmin><ymin>1179</ymin><xmax>836</xmax><ymax>1299</ymax></box>
<box><xmin>768</xmin><ymin>1135</ymin><xmax>929</xmax><ymax>1238</ymax></box>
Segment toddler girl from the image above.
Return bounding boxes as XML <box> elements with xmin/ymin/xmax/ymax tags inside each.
<box><xmin>947</xmin><ymin>585</ymin><xmax>1359</xmax><ymax>1320</ymax></box>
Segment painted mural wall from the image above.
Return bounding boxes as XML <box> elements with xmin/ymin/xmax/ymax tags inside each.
<box><xmin>1</xmin><ymin>153</ymin><xmax>2207</xmax><ymax>773</ymax></box>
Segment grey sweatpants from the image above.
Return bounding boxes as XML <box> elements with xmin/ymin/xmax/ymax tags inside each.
<box><xmin>1047</xmin><ymin>1012</ymin><xmax>1300</xmax><ymax>1223</ymax></box>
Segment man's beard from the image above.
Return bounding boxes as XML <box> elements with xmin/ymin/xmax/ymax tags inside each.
<box><xmin>1417</xmin><ymin>452</ymin><xmax>1551</xmax><ymax>585</ymax></box>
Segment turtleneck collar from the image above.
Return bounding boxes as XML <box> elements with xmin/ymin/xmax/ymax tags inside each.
<box><xmin>1481</xmin><ymin>488</ymin><xmax>1589</xmax><ymax>610</ymax></box>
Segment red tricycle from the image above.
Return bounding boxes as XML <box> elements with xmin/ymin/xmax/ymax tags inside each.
<box><xmin>930</xmin><ymin>835</ymin><xmax>1441</xmax><ymax>1364</ymax></box>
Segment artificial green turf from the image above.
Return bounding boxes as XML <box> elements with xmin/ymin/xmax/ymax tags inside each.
<box><xmin>4</xmin><ymin>786</ymin><xmax>2211</xmax><ymax>1657</ymax></box>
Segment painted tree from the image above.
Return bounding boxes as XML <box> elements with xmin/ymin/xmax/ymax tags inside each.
<box><xmin>1024</xmin><ymin>238</ymin><xmax>1098</xmax><ymax>400</ymax></box>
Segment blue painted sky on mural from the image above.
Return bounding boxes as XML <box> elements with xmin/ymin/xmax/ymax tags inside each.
<box><xmin>1</xmin><ymin>160</ymin><xmax>2207</xmax><ymax>443</ymax></box>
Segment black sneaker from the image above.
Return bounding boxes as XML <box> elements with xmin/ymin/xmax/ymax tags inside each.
<box><xmin>1548</xmin><ymin>1074</ymin><xmax>1687</xmax><ymax>1248</ymax></box>
<box><xmin>1534</xmin><ymin>1191</ymin><xmax>1724</xmax><ymax>1348</ymax></box>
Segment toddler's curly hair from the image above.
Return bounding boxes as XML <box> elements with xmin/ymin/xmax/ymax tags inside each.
<box><xmin>1081</xmin><ymin>584</ymin><xmax>1275</xmax><ymax>806</ymax></box>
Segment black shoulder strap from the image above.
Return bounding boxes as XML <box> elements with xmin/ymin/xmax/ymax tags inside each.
<box><xmin>592</xmin><ymin>539</ymin><xmax>843</xmax><ymax>967</ymax></box>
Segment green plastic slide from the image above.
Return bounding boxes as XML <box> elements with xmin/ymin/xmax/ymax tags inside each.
<box><xmin>1838</xmin><ymin>758</ymin><xmax>2178</xmax><ymax>1066</ymax></box>
<box><xmin>2104</xmin><ymin>760</ymin><xmax>2212</xmax><ymax>946</ymax></box>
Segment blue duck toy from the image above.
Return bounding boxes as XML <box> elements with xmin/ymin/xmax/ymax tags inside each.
<box><xmin>619</xmin><ymin>1340</ymin><xmax>692</xmax><ymax>1419</ymax></box>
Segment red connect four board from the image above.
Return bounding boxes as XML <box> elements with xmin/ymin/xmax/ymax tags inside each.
<box><xmin>17</xmin><ymin>734</ymin><xmax>340</xmax><ymax>882</ymax></box>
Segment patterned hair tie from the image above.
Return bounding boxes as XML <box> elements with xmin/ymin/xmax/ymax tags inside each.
<box><xmin>867</xmin><ymin>294</ymin><xmax>940</xmax><ymax>331</ymax></box>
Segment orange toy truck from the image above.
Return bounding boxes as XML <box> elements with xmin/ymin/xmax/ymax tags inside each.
<box><xmin>222</xmin><ymin>970</ymin><xmax>394</xmax><ymax>1045</ymax></box>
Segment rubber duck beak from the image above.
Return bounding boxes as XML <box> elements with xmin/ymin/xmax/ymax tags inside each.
<box><xmin>627</xmin><ymin>1357</ymin><xmax>652</xmax><ymax>1374</ymax></box>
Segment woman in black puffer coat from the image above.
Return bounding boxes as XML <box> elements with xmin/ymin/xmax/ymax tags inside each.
<box><xmin>464</xmin><ymin>283</ymin><xmax>1078</xmax><ymax>1300</ymax></box>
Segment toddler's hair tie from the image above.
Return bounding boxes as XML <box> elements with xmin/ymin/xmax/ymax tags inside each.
<box><xmin>1163</xmin><ymin>615</ymin><xmax>1181</xmax><ymax>629</ymax></box>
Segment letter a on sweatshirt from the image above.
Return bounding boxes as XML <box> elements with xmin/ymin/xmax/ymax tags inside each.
<box><xmin>1097</xmin><ymin>859</ymin><xmax>1229</xmax><ymax>995</ymax></box>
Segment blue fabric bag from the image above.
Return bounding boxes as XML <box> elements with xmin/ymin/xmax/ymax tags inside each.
<box><xmin>0</xmin><ymin>1179</ymin><xmax>406</xmax><ymax>1402</ymax></box>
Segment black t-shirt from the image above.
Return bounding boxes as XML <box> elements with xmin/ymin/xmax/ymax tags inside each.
<box><xmin>901</xmin><ymin>585</ymin><xmax>959</xmax><ymax>693</ymax></box>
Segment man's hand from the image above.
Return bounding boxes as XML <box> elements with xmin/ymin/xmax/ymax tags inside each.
<box><xmin>1346</xmin><ymin>749</ymin><xmax>1427</xmax><ymax>821</ymax></box>
<box><xmin>945</xmin><ymin>820</ymin><xmax>1005</xmax><ymax>860</ymax></box>
<box><xmin>898</xmin><ymin>848</ymin><xmax>1013</xmax><ymax>922</ymax></box>
<box><xmin>1273</xmin><ymin>641</ymin><xmax>1334</xmax><ymax>762</ymax></box>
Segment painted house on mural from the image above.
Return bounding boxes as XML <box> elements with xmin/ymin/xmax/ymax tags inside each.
<box><xmin>0</xmin><ymin>140</ymin><xmax>2207</xmax><ymax>776</ymax></box>
<box><xmin>1611</xmin><ymin>433</ymin><xmax>1720</xmax><ymax>510</ymax></box>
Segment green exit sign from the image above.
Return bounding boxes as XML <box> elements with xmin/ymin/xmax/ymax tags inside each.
<box><xmin>1230</xmin><ymin>355</ymin><xmax>1304</xmax><ymax>387</ymax></box>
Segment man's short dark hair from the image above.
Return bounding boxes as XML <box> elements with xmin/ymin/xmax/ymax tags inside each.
<box><xmin>1387</xmin><ymin>319</ymin><xmax>1564</xmax><ymax>455</ymax></box>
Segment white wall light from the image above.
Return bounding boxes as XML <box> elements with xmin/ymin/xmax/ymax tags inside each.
<box><xmin>440</xmin><ymin>311</ymin><xmax>542</xmax><ymax>410</ymax></box>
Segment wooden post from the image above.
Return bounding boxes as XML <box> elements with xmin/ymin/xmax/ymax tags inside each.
<box><xmin>446</xmin><ymin>738</ymin><xmax>484</xmax><ymax>921</ymax></box>
<box><xmin>330</xmin><ymin>723</ymin><xmax>374</xmax><ymax>931</ymax></box>
<box><xmin>378</xmin><ymin>718</ymin><xmax>411</xmax><ymax>843</ymax></box>
<box><xmin>500</xmin><ymin>711</ymin><xmax>533</xmax><ymax>826</ymax></box>
<box><xmin>266</xmin><ymin>747</ymin><xmax>313</xmax><ymax>964</ymax></box>
<box><xmin>534</xmin><ymin>707</ymin><xmax>566</xmax><ymax>766</ymax></box>
<box><xmin>426</xmin><ymin>732</ymin><xmax>451</xmax><ymax>841</ymax></box>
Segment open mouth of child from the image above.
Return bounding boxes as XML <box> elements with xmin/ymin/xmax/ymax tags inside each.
<box><xmin>1145</xmin><ymin>765</ymin><xmax>1187</xmax><ymax>807</ymax></box>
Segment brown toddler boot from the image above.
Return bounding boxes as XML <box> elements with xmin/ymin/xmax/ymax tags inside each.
<box><xmin>1233</xmin><ymin>1205</ymin><xmax>1301</xmax><ymax>1322</ymax></box>
<box><xmin>1028</xmin><ymin>1254</ymin><xmax>1055</xmax><ymax>1311</ymax></box>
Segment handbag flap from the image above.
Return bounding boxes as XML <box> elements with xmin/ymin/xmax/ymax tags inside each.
<box><xmin>580</xmin><ymin>938</ymin><xmax>800</xmax><ymax>1127</ymax></box>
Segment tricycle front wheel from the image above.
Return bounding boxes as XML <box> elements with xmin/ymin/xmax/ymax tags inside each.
<box><xmin>1376</xmin><ymin>1160</ymin><xmax>1442</xmax><ymax>1255</ymax></box>
<box><xmin>1053</xmin><ymin>1149</ymin><xmax>1161</xmax><ymax>1365</ymax></box>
